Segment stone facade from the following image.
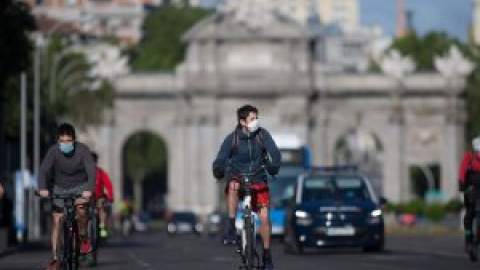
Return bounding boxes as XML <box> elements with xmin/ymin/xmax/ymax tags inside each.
<box><xmin>79</xmin><ymin>3</ymin><xmax>466</xmax><ymax>215</ymax></box>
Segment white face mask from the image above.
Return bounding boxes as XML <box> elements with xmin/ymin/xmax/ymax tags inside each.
<box><xmin>247</xmin><ymin>119</ymin><xmax>259</xmax><ymax>133</ymax></box>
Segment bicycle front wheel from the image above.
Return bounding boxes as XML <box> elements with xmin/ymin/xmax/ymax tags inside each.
<box><xmin>244</xmin><ymin>216</ymin><xmax>255</xmax><ymax>270</ymax></box>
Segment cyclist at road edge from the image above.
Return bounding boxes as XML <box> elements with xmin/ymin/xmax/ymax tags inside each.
<box><xmin>459</xmin><ymin>136</ymin><xmax>480</xmax><ymax>253</ymax></box>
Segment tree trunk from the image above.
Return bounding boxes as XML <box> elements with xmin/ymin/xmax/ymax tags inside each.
<box><xmin>0</xmin><ymin>88</ymin><xmax>5</xmax><ymax>181</ymax></box>
<box><xmin>133</xmin><ymin>179</ymin><xmax>143</xmax><ymax>212</ymax></box>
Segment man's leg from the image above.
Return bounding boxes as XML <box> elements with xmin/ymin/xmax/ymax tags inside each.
<box><xmin>464</xmin><ymin>194</ymin><xmax>475</xmax><ymax>251</ymax></box>
<box><xmin>258</xmin><ymin>207</ymin><xmax>271</xmax><ymax>249</ymax></box>
<box><xmin>76</xmin><ymin>201</ymin><xmax>92</xmax><ymax>254</ymax></box>
<box><xmin>224</xmin><ymin>181</ymin><xmax>239</xmax><ymax>244</ymax></box>
<box><xmin>51</xmin><ymin>212</ymin><xmax>63</xmax><ymax>259</ymax></box>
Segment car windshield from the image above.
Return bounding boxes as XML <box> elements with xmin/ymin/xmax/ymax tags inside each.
<box><xmin>172</xmin><ymin>212</ymin><xmax>196</xmax><ymax>222</ymax></box>
<box><xmin>301</xmin><ymin>175</ymin><xmax>372</xmax><ymax>202</ymax></box>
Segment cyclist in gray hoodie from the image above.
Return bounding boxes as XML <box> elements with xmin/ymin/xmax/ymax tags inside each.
<box><xmin>38</xmin><ymin>123</ymin><xmax>95</xmax><ymax>270</ymax></box>
<box><xmin>213</xmin><ymin>104</ymin><xmax>281</xmax><ymax>270</ymax></box>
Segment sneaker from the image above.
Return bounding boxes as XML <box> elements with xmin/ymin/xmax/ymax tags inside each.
<box><xmin>80</xmin><ymin>238</ymin><xmax>92</xmax><ymax>254</ymax></box>
<box><xmin>45</xmin><ymin>259</ymin><xmax>59</xmax><ymax>270</ymax></box>
<box><xmin>222</xmin><ymin>230</ymin><xmax>237</xmax><ymax>245</ymax></box>
<box><xmin>100</xmin><ymin>228</ymin><xmax>108</xmax><ymax>238</ymax></box>
<box><xmin>466</xmin><ymin>231</ymin><xmax>474</xmax><ymax>253</ymax></box>
<box><xmin>262</xmin><ymin>251</ymin><xmax>274</xmax><ymax>270</ymax></box>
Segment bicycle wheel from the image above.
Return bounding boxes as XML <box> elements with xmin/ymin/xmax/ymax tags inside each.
<box><xmin>88</xmin><ymin>213</ymin><xmax>99</xmax><ymax>266</ymax></box>
<box><xmin>244</xmin><ymin>215</ymin><xmax>255</xmax><ymax>270</ymax></box>
<box><xmin>471</xmin><ymin>214</ymin><xmax>480</xmax><ymax>262</ymax></box>
<box><xmin>63</xmin><ymin>220</ymin><xmax>74</xmax><ymax>270</ymax></box>
<box><xmin>57</xmin><ymin>221</ymin><xmax>67</xmax><ymax>270</ymax></box>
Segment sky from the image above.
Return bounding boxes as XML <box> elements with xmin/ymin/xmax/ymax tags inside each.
<box><xmin>201</xmin><ymin>0</ymin><xmax>473</xmax><ymax>41</ymax></box>
<box><xmin>360</xmin><ymin>0</ymin><xmax>472</xmax><ymax>41</ymax></box>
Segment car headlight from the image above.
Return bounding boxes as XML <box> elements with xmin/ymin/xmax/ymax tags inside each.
<box><xmin>371</xmin><ymin>209</ymin><xmax>382</xmax><ymax>217</ymax></box>
<box><xmin>368</xmin><ymin>209</ymin><xmax>382</xmax><ymax>224</ymax></box>
<box><xmin>295</xmin><ymin>210</ymin><xmax>313</xmax><ymax>226</ymax></box>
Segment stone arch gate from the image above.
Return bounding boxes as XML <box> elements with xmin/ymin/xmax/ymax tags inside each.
<box><xmin>78</xmin><ymin>8</ymin><xmax>466</xmax><ymax>215</ymax></box>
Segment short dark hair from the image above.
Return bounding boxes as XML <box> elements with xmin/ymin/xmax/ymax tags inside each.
<box><xmin>57</xmin><ymin>123</ymin><xmax>76</xmax><ymax>140</ymax></box>
<box><xmin>91</xmin><ymin>151</ymin><xmax>98</xmax><ymax>163</ymax></box>
<box><xmin>237</xmin><ymin>104</ymin><xmax>258</xmax><ymax>123</ymax></box>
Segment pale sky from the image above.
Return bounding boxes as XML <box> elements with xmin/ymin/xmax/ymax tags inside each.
<box><xmin>201</xmin><ymin>0</ymin><xmax>473</xmax><ymax>41</ymax></box>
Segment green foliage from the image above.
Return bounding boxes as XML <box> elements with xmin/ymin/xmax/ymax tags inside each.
<box><xmin>0</xmin><ymin>0</ymin><xmax>36</xmax><ymax>83</ymax></box>
<box><xmin>124</xmin><ymin>131</ymin><xmax>167</xmax><ymax>184</ymax></box>
<box><xmin>390</xmin><ymin>31</ymin><xmax>480</xmax><ymax>147</ymax></box>
<box><xmin>396</xmin><ymin>199</ymin><xmax>425</xmax><ymax>215</ymax></box>
<box><xmin>385</xmin><ymin>198</ymin><xmax>463</xmax><ymax>222</ymax></box>
<box><xmin>62</xmin><ymin>80</ymin><xmax>115</xmax><ymax>129</ymax></box>
<box><xmin>130</xmin><ymin>5</ymin><xmax>211</xmax><ymax>71</ymax></box>
<box><xmin>390</xmin><ymin>31</ymin><xmax>463</xmax><ymax>70</ymax></box>
<box><xmin>444</xmin><ymin>198</ymin><xmax>463</xmax><ymax>213</ymax></box>
<box><xmin>423</xmin><ymin>203</ymin><xmax>445</xmax><ymax>222</ymax></box>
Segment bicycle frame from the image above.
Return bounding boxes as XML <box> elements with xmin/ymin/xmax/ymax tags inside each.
<box><xmin>235</xmin><ymin>174</ymin><xmax>261</xmax><ymax>270</ymax></box>
<box><xmin>52</xmin><ymin>194</ymin><xmax>83</xmax><ymax>270</ymax></box>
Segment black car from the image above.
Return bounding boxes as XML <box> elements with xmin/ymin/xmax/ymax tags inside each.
<box><xmin>167</xmin><ymin>211</ymin><xmax>203</xmax><ymax>235</ymax></box>
<box><xmin>284</xmin><ymin>167</ymin><xmax>385</xmax><ymax>254</ymax></box>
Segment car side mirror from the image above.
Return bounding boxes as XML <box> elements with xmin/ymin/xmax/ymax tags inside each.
<box><xmin>379</xmin><ymin>196</ymin><xmax>387</xmax><ymax>205</ymax></box>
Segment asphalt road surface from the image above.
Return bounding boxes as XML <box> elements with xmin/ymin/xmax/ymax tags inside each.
<box><xmin>1</xmin><ymin>230</ymin><xmax>479</xmax><ymax>270</ymax></box>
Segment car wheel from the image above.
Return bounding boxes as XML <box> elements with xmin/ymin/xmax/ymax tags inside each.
<box><xmin>363</xmin><ymin>236</ymin><xmax>385</xmax><ymax>253</ymax></box>
<box><xmin>283</xmin><ymin>231</ymin><xmax>304</xmax><ymax>254</ymax></box>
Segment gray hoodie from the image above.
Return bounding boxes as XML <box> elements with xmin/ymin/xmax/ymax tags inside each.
<box><xmin>38</xmin><ymin>142</ymin><xmax>95</xmax><ymax>191</ymax></box>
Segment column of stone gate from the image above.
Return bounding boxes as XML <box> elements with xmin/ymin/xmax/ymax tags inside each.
<box><xmin>441</xmin><ymin>95</ymin><xmax>465</xmax><ymax>201</ymax></box>
<box><xmin>384</xmin><ymin>112</ymin><xmax>406</xmax><ymax>203</ymax></box>
<box><xmin>194</xmin><ymin>113</ymin><xmax>219</xmax><ymax>215</ymax></box>
<box><xmin>168</xmin><ymin>115</ymin><xmax>188</xmax><ymax>212</ymax></box>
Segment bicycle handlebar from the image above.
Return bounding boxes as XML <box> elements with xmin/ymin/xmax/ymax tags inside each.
<box><xmin>35</xmin><ymin>191</ymin><xmax>84</xmax><ymax>200</ymax></box>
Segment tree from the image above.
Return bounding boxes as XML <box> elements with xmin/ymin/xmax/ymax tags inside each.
<box><xmin>0</xmin><ymin>0</ymin><xmax>36</xmax><ymax>179</ymax></box>
<box><xmin>390</xmin><ymin>31</ymin><xmax>463</xmax><ymax>70</ymax></box>
<box><xmin>389</xmin><ymin>31</ymin><xmax>480</xmax><ymax>147</ymax></box>
<box><xmin>124</xmin><ymin>132</ymin><xmax>167</xmax><ymax>210</ymax></box>
<box><xmin>130</xmin><ymin>5</ymin><xmax>211</xmax><ymax>71</ymax></box>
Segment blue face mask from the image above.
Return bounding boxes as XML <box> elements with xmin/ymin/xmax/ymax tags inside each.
<box><xmin>59</xmin><ymin>143</ymin><xmax>74</xmax><ymax>154</ymax></box>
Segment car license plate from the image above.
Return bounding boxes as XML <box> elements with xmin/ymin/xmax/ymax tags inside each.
<box><xmin>178</xmin><ymin>223</ymin><xmax>192</xmax><ymax>232</ymax></box>
<box><xmin>326</xmin><ymin>227</ymin><xmax>355</xmax><ymax>236</ymax></box>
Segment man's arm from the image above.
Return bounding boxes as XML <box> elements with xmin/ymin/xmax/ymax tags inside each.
<box><xmin>262</xmin><ymin>129</ymin><xmax>282</xmax><ymax>175</ymax></box>
<box><xmin>83</xmin><ymin>146</ymin><xmax>96</xmax><ymax>192</ymax></box>
<box><xmin>459</xmin><ymin>151</ymin><xmax>472</xmax><ymax>192</ymax></box>
<box><xmin>38</xmin><ymin>146</ymin><xmax>56</xmax><ymax>190</ymax></box>
<box><xmin>212</xmin><ymin>133</ymin><xmax>233</xmax><ymax>179</ymax></box>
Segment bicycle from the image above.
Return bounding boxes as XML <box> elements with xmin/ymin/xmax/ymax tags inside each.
<box><xmin>235</xmin><ymin>173</ymin><xmax>261</xmax><ymax>270</ymax></box>
<box><xmin>39</xmin><ymin>193</ymin><xmax>83</xmax><ymax>270</ymax></box>
<box><xmin>86</xmin><ymin>200</ymin><xmax>100</xmax><ymax>267</ymax></box>
<box><xmin>468</xmin><ymin>186</ymin><xmax>480</xmax><ymax>262</ymax></box>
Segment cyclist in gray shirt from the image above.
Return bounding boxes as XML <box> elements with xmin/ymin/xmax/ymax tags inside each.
<box><xmin>38</xmin><ymin>123</ymin><xmax>95</xmax><ymax>270</ymax></box>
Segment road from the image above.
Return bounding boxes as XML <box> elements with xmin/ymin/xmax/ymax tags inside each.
<box><xmin>0</xmin><ymin>230</ymin><xmax>479</xmax><ymax>270</ymax></box>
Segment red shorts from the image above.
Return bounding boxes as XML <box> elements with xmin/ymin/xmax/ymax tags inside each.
<box><xmin>225</xmin><ymin>180</ymin><xmax>270</xmax><ymax>212</ymax></box>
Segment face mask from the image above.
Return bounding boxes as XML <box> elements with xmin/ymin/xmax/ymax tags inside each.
<box><xmin>247</xmin><ymin>119</ymin><xmax>259</xmax><ymax>133</ymax></box>
<box><xmin>59</xmin><ymin>143</ymin><xmax>74</xmax><ymax>154</ymax></box>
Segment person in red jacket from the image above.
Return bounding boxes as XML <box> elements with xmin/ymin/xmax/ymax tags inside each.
<box><xmin>458</xmin><ymin>137</ymin><xmax>480</xmax><ymax>252</ymax></box>
<box><xmin>92</xmin><ymin>152</ymin><xmax>114</xmax><ymax>238</ymax></box>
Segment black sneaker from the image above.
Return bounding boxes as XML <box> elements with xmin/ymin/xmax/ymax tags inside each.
<box><xmin>222</xmin><ymin>231</ymin><xmax>237</xmax><ymax>245</ymax></box>
<box><xmin>466</xmin><ymin>232</ymin><xmax>474</xmax><ymax>253</ymax></box>
<box><xmin>262</xmin><ymin>251</ymin><xmax>274</xmax><ymax>270</ymax></box>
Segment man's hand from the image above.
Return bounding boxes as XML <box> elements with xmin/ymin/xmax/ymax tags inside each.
<box><xmin>0</xmin><ymin>183</ymin><xmax>4</xmax><ymax>198</ymax></box>
<box><xmin>38</xmin><ymin>189</ymin><xmax>49</xmax><ymax>198</ymax></box>
<box><xmin>82</xmin><ymin>190</ymin><xmax>92</xmax><ymax>199</ymax></box>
